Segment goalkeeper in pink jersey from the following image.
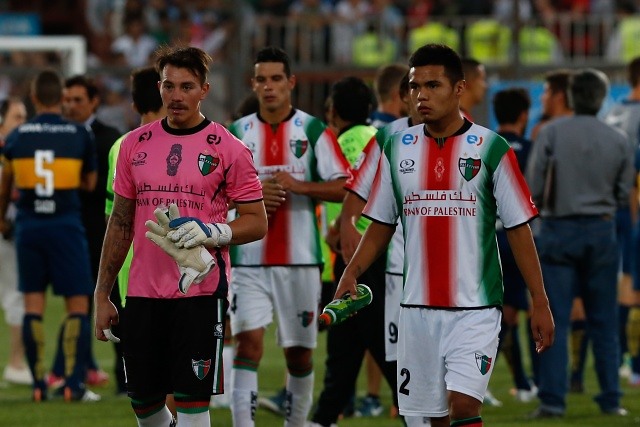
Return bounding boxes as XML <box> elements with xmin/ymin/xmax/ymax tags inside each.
<box><xmin>94</xmin><ymin>46</ymin><xmax>267</xmax><ymax>427</ymax></box>
<box><xmin>336</xmin><ymin>44</ymin><xmax>554</xmax><ymax>427</ymax></box>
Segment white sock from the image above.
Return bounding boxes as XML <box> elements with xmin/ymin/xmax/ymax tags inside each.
<box><xmin>405</xmin><ymin>416</ymin><xmax>432</xmax><ymax>426</ymax></box>
<box><xmin>177</xmin><ymin>411</ymin><xmax>210</xmax><ymax>427</ymax></box>
<box><xmin>231</xmin><ymin>367</ymin><xmax>258</xmax><ymax>427</ymax></box>
<box><xmin>284</xmin><ymin>372</ymin><xmax>314</xmax><ymax>427</ymax></box>
<box><xmin>223</xmin><ymin>345</ymin><xmax>233</xmax><ymax>393</ymax></box>
<box><xmin>136</xmin><ymin>405</ymin><xmax>173</xmax><ymax>427</ymax></box>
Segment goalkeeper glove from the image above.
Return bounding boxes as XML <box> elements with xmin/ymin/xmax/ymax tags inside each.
<box><xmin>145</xmin><ymin>205</ymin><xmax>216</xmax><ymax>295</ymax></box>
<box><xmin>168</xmin><ymin>217</ymin><xmax>232</xmax><ymax>249</ymax></box>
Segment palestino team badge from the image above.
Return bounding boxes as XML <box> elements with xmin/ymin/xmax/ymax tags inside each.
<box><xmin>458</xmin><ymin>158</ymin><xmax>481</xmax><ymax>181</ymax></box>
<box><xmin>297</xmin><ymin>310</ymin><xmax>314</xmax><ymax>327</ymax></box>
<box><xmin>192</xmin><ymin>359</ymin><xmax>211</xmax><ymax>380</ymax></box>
<box><xmin>289</xmin><ymin>139</ymin><xmax>308</xmax><ymax>158</ymax></box>
<box><xmin>475</xmin><ymin>353</ymin><xmax>492</xmax><ymax>375</ymax></box>
<box><xmin>198</xmin><ymin>153</ymin><xmax>219</xmax><ymax>176</ymax></box>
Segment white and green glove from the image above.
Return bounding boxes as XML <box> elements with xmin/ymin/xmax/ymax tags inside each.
<box><xmin>144</xmin><ymin>204</ymin><xmax>215</xmax><ymax>295</ymax></box>
<box><xmin>167</xmin><ymin>217</ymin><xmax>232</xmax><ymax>249</ymax></box>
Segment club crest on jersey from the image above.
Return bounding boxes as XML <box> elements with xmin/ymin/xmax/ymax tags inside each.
<box><xmin>290</xmin><ymin>139</ymin><xmax>308</xmax><ymax>158</ymax></box>
<box><xmin>298</xmin><ymin>310</ymin><xmax>315</xmax><ymax>327</ymax></box>
<box><xmin>192</xmin><ymin>359</ymin><xmax>211</xmax><ymax>380</ymax></box>
<box><xmin>458</xmin><ymin>158</ymin><xmax>481</xmax><ymax>181</ymax></box>
<box><xmin>138</xmin><ymin>131</ymin><xmax>152</xmax><ymax>142</ymax></box>
<box><xmin>198</xmin><ymin>153</ymin><xmax>219</xmax><ymax>176</ymax></box>
<box><xmin>475</xmin><ymin>353</ymin><xmax>492</xmax><ymax>375</ymax></box>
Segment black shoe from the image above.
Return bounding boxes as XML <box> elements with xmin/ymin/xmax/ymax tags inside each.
<box><xmin>526</xmin><ymin>407</ymin><xmax>563</xmax><ymax>419</ymax></box>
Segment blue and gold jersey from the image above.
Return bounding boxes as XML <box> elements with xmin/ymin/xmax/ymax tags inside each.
<box><xmin>3</xmin><ymin>113</ymin><xmax>96</xmax><ymax>216</ymax></box>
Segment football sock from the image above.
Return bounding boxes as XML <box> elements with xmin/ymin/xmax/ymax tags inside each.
<box><xmin>285</xmin><ymin>369</ymin><xmax>314</xmax><ymax>427</ymax></box>
<box><xmin>620</xmin><ymin>305</ymin><xmax>630</xmax><ymax>363</ymax></box>
<box><xmin>175</xmin><ymin>393</ymin><xmax>210</xmax><ymax>426</ymax></box>
<box><xmin>51</xmin><ymin>322</ymin><xmax>65</xmax><ymax>377</ymax></box>
<box><xmin>222</xmin><ymin>344</ymin><xmax>233</xmax><ymax>394</ymax></box>
<box><xmin>231</xmin><ymin>358</ymin><xmax>258</xmax><ymax>427</ymax></box>
<box><xmin>627</xmin><ymin>307</ymin><xmax>640</xmax><ymax>357</ymax></box>
<box><xmin>62</xmin><ymin>314</ymin><xmax>90</xmax><ymax>391</ymax></box>
<box><xmin>22</xmin><ymin>313</ymin><xmax>46</xmax><ymax>390</ymax></box>
<box><xmin>451</xmin><ymin>416</ymin><xmax>482</xmax><ymax>426</ymax></box>
<box><xmin>131</xmin><ymin>395</ymin><xmax>173</xmax><ymax>426</ymax></box>
<box><xmin>405</xmin><ymin>416</ymin><xmax>432</xmax><ymax>426</ymax></box>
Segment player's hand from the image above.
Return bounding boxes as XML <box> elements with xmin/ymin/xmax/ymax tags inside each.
<box><xmin>272</xmin><ymin>171</ymin><xmax>305</xmax><ymax>194</ymax></box>
<box><xmin>335</xmin><ymin>270</ymin><xmax>358</xmax><ymax>301</ymax></box>
<box><xmin>94</xmin><ymin>296</ymin><xmax>119</xmax><ymax>342</ymax></box>
<box><xmin>325</xmin><ymin>224</ymin><xmax>341</xmax><ymax>254</ymax></box>
<box><xmin>146</xmin><ymin>208</ymin><xmax>216</xmax><ymax>294</ymax></box>
<box><xmin>530</xmin><ymin>298</ymin><xmax>555</xmax><ymax>353</ymax></box>
<box><xmin>261</xmin><ymin>179</ymin><xmax>286</xmax><ymax>216</ymax></box>
<box><xmin>167</xmin><ymin>217</ymin><xmax>232</xmax><ymax>249</ymax></box>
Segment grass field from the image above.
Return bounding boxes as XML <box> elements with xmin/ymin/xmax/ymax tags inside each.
<box><xmin>1</xmin><ymin>293</ymin><xmax>640</xmax><ymax>426</ymax></box>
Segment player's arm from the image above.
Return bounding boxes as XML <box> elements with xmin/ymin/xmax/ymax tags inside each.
<box><xmin>505</xmin><ymin>223</ymin><xmax>555</xmax><ymax>353</ymax></box>
<box><xmin>335</xmin><ymin>220</ymin><xmax>394</xmax><ymax>300</ymax></box>
<box><xmin>94</xmin><ymin>193</ymin><xmax>135</xmax><ymax>342</ymax></box>
<box><xmin>271</xmin><ymin>172</ymin><xmax>346</xmax><ymax>202</ymax></box>
<box><xmin>224</xmin><ymin>199</ymin><xmax>268</xmax><ymax>246</ymax></box>
<box><xmin>0</xmin><ymin>159</ymin><xmax>13</xmax><ymax>234</ymax></box>
<box><xmin>80</xmin><ymin>170</ymin><xmax>98</xmax><ymax>192</ymax></box>
<box><xmin>339</xmin><ymin>191</ymin><xmax>367</xmax><ymax>263</ymax></box>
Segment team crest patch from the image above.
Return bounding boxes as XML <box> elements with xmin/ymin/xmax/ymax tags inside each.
<box><xmin>192</xmin><ymin>359</ymin><xmax>211</xmax><ymax>380</ymax></box>
<box><xmin>198</xmin><ymin>153</ymin><xmax>219</xmax><ymax>176</ymax></box>
<box><xmin>297</xmin><ymin>310</ymin><xmax>315</xmax><ymax>327</ymax></box>
<box><xmin>458</xmin><ymin>158</ymin><xmax>481</xmax><ymax>181</ymax></box>
<box><xmin>213</xmin><ymin>322</ymin><xmax>224</xmax><ymax>339</ymax></box>
<box><xmin>289</xmin><ymin>139</ymin><xmax>308</xmax><ymax>158</ymax></box>
<box><xmin>475</xmin><ymin>353</ymin><xmax>492</xmax><ymax>375</ymax></box>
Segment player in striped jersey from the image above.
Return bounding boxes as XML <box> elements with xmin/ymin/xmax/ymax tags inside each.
<box><xmin>0</xmin><ymin>70</ymin><xmax>99</xmax><ymax>402</ymax></box>
<box><xmin>227</xmin><ymin>46</ymin><xmax>350</xmax><ymax>427</ymax></box>
<box><xmin>335</xmin><ymin>44</ymin><xmax>554</xmax><ymax>427</ymax></box>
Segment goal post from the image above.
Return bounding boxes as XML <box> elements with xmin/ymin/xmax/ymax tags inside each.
<box><xmin>0</xmin><ymin>35</ymin><xmax>86</xmax><ymax>75</ymax></box>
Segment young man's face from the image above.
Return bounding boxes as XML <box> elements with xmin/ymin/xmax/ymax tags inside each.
<box><xmin>159</xmin><ymin>64</ymin><xmax>209</xmax><ymax>129</ymax></box>
<box><xmin>62</xmin><ymin>85</ymin><xmax>98</xmax><ymax>123</ymax></box>
<box><xmin>252</xmin><ymin>62</ymin><xmax>295</xmax><ymax>115</ymax></box>
<box><xmin>1</xmin><ymin>101</ymin><xmax>27</xmax><ymax>135</ymax></box>
<box><xmin>467</xmin><ymin>64</ymin><xmax>487</xmax><ymax>105</ymax></box>
<box><xmin>409</xmin><ymin>64</ymin><xmax>463</xmax><ymax>125</ymax></box>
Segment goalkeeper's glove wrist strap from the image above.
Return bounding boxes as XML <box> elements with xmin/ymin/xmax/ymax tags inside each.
<box><xmin>206</xmin><ymin>223</ymin><xmax>232</xmax><ymax>246</ymax></box>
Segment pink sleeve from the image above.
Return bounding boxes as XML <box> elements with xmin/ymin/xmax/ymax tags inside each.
<box><xmin>226</xmin><ymin>143</ymin><xmax>263</xmax><ymax>203</ymax></box>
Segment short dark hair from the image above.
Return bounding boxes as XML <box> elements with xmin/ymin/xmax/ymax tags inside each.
<box><xmin>399</xmin><ymin>72</ymin><xmax>410</xmax><ymax>99</ymax></box>
<box><xmin>374</xmin><ymin>63</ymin><xmax>409</xmax><ymax>102</ymax></box>
<box><xmin>628</xmin><ymin>56</ymin><xmax>640</xmax><ymax>87</ymax></box>
<box><xmin>461</xmin><ymin>57</ymin><xmax>482</xmax><ymax>80</ymax></box>
<box><xmin>493</xmin><ymin>87</ymin><xmax>531</xmax><ymax>125</ymax></box>
<box><xmin>544</xmin><ymin>69</ymin><xmax>572</xmax><ymax>96</ymax></box>
<box><xmin>409</xmin><ymin>44</ymin><xmax>464</xmax><ymax>86</ymax></box>
<box><xmin>569</xmin><ymin>68</ymin><xmax>608</xmax><ymax>115</ymax></box>
<box><xmin>131</xmin><ymin>66</ymin><xmax>163</xmax><ymax>115</ymax></box>
<box><xmin>32</xmin><ymin>69</ymin><xmax>63</xmax><ymax>107</ymax></box>
<box><xmin>65</xmin><ymin>74</ymin><xmax>99</xmax><ymax>100</ymax></box>
<box><xmin>254</xmin><ymin>46</ymin><xmax>291</xmax><ymax>77</ymax></box>
<box><xmin>155</xmin><ymin>45</ymin><xmax>212</xmax><ymax>85</ymax></box>
<box><xmin>330</xmin><ymin>76</ymin><xmax>373</xmax><ymax>124</ymax></box>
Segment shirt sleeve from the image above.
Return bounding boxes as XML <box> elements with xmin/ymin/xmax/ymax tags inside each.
<box><xmin>314</xmin><ymin>128</ymin><xmax>350</xmax><ymax>182</ymax></box>
<box><xmin>113</xmin><ymin>133</ymin><xmax>136</xmax><ymax>200</ymax></box>
<box><xmin>346</xmin><ymin>133</ymin><xmax>382</xmax><ymax>200</ymax></box>
<box><xmin>494</xmin><ymin>148</ymin><xmax>538</xmax><ymax>228</ymax></box>
<box><xmin>525</xmin><ymin>125</ymin><xmax>552</xmax><ymax>208</ymax></box>
<box><xmin>225</xmin><ymin>141</ymin><xmax>263</xmax><ymax>203</ymax></box>
<box><xmin>105</xmin><ymin>135</ymin><xmax>124</xmax><ymax>215</ymax></box>
<box><xmin>362</xmin><ymin>146</ymin><xmax>398</xmax><ymax>225</ymax></box>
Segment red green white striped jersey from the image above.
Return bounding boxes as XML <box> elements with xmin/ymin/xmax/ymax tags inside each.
<box><xmin>364</xmin><ymin>120</ymin><xmax>537</xmax><ymax>308</ymax></box>
<box><xmin>228</xmin><ymin>109</ymin><xmax>349</xmax><ymax>266</ymax></box>
<box><xmin>347</xmin><ymin>117</ymin><xmax>412</xmax><ymax>275</ymax></box>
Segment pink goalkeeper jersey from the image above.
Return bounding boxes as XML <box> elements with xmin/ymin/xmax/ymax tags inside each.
<box><xmin>228</xmin><ymin>109</ymin><xmax>349</xmax><ymax>266</ymax></box>
<box><xmin>347</xmin><ymin>116</ymin><xmax>411</xmax><ymax>276</ymax></box>
<box><xmin>114</xmin><ymin>118</ymin><xmax>263</xmax><ymax>299</ymax></box>
<box><xmin>364</xmin><ymin>120</ymin><xmax>537</xmax><ymax>308</ymax></box>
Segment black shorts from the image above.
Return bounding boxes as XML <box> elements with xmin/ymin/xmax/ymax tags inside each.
<box><xmin>122</xmin><ymin>296</ymin><xmax>228</xmax><ymax>398</ymax></box>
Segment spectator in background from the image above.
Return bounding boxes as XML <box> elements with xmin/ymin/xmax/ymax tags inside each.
<box><xmin>370</xmin><ymin>63</ymin><xmax>409</xmax><ymax>128</ymax></box>
<box><xmin>111</xmin><ymin>12</ymin><xmax>158</xmax><ymax>68</ymax></box>
<box><xmin>0</xmin><ymin>97</ymin><xmax>30</xmax><ymax>386</ymax></box>
<box><xmin>492</xmin><ymin>87</ymin><xmax>538</xmax><ymax>403</ymax></box>
<box><xmin>530</xmin><ymin>69</ymin><xmax>573</xmax><ymax>140</ymax></box>
<box><xmin>332</xmin><ymin>0</ymin><xmax>371</xmax><ymax>64</ymax></box>
<box><xmin>526</xmin><ymin>68</ymin><xmax>633</xmax><ymax>419</ymax></box>
<box><xmin>46</xmin><ymin>75</ymin><xmax>122</xmax><ymax>390</ymax></box>
<box><xmin>459</xmin><ymin>58</ymin><xmax>487</xmax><ymax>122</ymax></box>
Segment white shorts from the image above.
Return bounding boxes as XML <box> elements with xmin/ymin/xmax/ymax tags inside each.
<box><xmin>0</xmin><ymin>238</ymin><xmax>23</xmax><ymax>326</ymax></box>
<box><xmin>229</xmin><ymin>266</ymin><xmax>320</xmax><ymax>349</ymax></box>
<box><xmin>397</xmin><ymin>307</ymin><xmax>501</xmax><ymax>418</ymax></box>
<box><xmin>385</xmin><ymin>273</ymin><xmax>402</xmax><ymax>362</ymax></box>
